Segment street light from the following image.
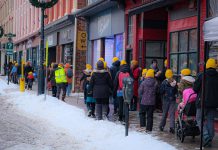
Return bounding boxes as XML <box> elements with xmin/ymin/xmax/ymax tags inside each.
<box><xmin>29</xmin><ymin>0</ymin><xmax>58</xmax><ymax>95</ymax></box>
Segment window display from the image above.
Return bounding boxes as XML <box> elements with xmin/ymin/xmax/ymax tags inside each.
<box><xmin>105</xmin><ymin>39</ymin><xmax>114</xmax><ymax>67</ymax></box>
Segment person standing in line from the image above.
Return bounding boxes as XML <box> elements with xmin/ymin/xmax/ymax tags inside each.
<box><xmin>55</xmin><ymin>63</ymin><xmax>67</xmax><ymax>101</ymax></box>
<box><xmin>194</xmin><ymin>58</ymin><xmax>218</xmax><ymax>147</ymax></box>
<box><xmin>65</xmin><ymin>63</ymin><xmax>73</xmax><ymax>97</ymax></box>
<box><xmin>48</xmin><ymin>63</ymin><xmax>58</xmax><ymax>97</ymax></box>
<box><xmin>159</xmin><ymin>69</ymin><xmax>178</xmax><ymax>134</ymax></box>
<box><xmin>138</xmin><ymin>69</ymin><xmax>158</xmax><ymax>132</ymax></box>
<box><xmin>113</xmin><ymin>60</ymin><xmax>131</xmax><ymax>122</ymax></box>
<box><xmin>130</xmin><ymin>60</ymin><xmax>141</xmax><ymax>111</ymax></box>
<box><xmin>89</xmin><ymin>60</ymin><xmax>112</xmax><ymax>120</ymax></box>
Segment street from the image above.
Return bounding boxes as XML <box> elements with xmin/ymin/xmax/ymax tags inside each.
<box><xmin>0</xmin><ymin>92</ymin><xmax>80</xmax><ymax>150</ymax></box>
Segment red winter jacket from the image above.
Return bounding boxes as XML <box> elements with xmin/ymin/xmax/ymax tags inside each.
<box><xmin>132</xmin><ymin>67</ymin><xmax>141</xmax><ymax>97</ymax></box>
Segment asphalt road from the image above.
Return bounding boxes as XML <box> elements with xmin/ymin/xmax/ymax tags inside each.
<box><xmin>0</xmin><ymin>93</ymin><xmax>80</xmax><ymax>150</ymax></box>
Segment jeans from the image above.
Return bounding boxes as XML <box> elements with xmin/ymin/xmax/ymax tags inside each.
<box><xmin>130</xmin><ymin>96</ymin><xmax>138</xmax><ymax>111</ymax></box>
<box><xmin>56</xmin><ymin>83</ymin><xmax>67</xmax><ymax>101</ymax></box>
<box><xmin>139</xmin><ymin>105</ymin><xmax>155</xmax><ymax>131</ymax></box>
<box><xmin>113</xmin><ymin>97</ymin><xmax>119</xmax><ymax>114</ymax></box>
<box><xmin>196</xmin><ymin>108</ymin><xmax>216</xmax><ymax>141</ymax></box>
<box><xmin>159</xmin><ymin>100</ymin><xmax>176</xmax><ymax>129</ymax></box>
<box><xmin>66</xmin><ymin>83</ymin><xmax>72</xmax><ymax>96</ymax></box>
<box><xmin>52</xmin><ymin>86</ymin><xmax>57</xmax><ymax>97</ymax></box>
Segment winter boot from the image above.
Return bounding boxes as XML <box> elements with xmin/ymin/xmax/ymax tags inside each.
<box><xmin>170</xmin><ymin>128</ymin><xmax>175</xmax><ymax>134</ymax></box>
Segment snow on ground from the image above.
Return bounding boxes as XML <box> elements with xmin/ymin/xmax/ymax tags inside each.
<box><xmin>0</xmin><ymin>79</ymin><xmax>177</xmax><ymax>150</ymax></box>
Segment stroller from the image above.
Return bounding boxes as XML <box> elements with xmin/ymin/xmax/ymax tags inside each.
<box><xmin>176</xmin><ymin>93</ymin><xmax>200</xmax><ymax>143</ymax></box>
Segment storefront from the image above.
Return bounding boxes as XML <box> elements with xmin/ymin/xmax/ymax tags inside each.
<box><xmin>76</xmin><ymin>0</ymin><xmax>125</xmax><ymax>67</ymax></box>
<box><xmin>126</xmin><ymin>0</ymin><xmax>206</xmax><ymax>76</ymax></box>
<box><xmin>45</xmin><ymin>33</ymin><xmax>58</xmax><ymax>65</ymax></box>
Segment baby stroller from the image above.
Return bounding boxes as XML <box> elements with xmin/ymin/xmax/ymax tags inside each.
<box><xmin>176</xmin><ymin>93</ymin><xmax>200</xmax><ymax>143</ymax></box>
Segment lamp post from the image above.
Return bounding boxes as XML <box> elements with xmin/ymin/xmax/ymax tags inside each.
<box><xmin>29</xmin><ymin>0</ymin><xmax>58</xmax><ymax>95</ymax></box>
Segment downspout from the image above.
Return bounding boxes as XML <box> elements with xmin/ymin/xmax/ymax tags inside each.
<box><xmin>72</xmin><ymin>17</ymin><xmax>77</xmax><ymax>92</ymax></box>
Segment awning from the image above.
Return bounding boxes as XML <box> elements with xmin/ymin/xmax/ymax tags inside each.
<box><xmin>128</xmin><ymin>0</ymin><xmax>182</xmax><ymax>16</ymax></box>
<box><xmin>76</xmin><ymin>0</ymin><xmax>118</xmax><ymax>17</ymax></box>
<box><xmin>203</xmin><ymin>17</ymin><xmax>218</xmax><ymax>42</ymax></box>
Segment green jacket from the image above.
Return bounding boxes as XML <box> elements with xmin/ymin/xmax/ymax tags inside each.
<box><xmin>55</xmin><ymin>67</ymin><xmax>67</xmax><ymax>84</ymax></box>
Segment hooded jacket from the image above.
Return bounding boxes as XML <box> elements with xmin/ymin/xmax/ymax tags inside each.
<box><xmin>193</xmin><ymin>68</ymin><xmax>218</xmax><ymax>108</ymax></box>
<box><xmin>160</xmin><ymin>79</ymin><xmax>178</xmax><ymax>102</ymax></box>
<box><xmin>110</xmin><ymin>60</ymin><xmax>120</xmax><ymax>81</ymax></box>
<box><xmin>138</xmin><ymin>78</ymin><xmax>158</xmax><ymax>105</ymax></box>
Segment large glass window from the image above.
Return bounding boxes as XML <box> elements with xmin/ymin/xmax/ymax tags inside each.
<box><xmin>209</xmin><ymin>0</ymin><xmax>218</xmax><ymax>17</ymax></box>
<box><xmin>170</xmin><ymin>29</ymin><xmax>198</xmax><ymax>76</ymax></box>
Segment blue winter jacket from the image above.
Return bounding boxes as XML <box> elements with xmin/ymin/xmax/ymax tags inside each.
<box><xmin>160</xmin><ymin>79</ymin><xmax>178</xmax><ymax>101</ymax></box>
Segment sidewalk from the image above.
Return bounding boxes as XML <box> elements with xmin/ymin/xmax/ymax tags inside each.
<box><xmin>3</xmin><ymin>77</ymin><xmax>218</xmax><ymax>150</ymax></box>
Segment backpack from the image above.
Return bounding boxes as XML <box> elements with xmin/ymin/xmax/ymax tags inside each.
<box><xmin>183</xmin><ymin>88</ymin><xmax>197</xmax><ymax>105</ymax></box>
<box><xmin>118</xmin><ymin>72</ymin><xmax>130</xmax><ymax>90</ymax></box>
<box><xmin>67</xmin><ymin>68</ymin><xmax>73</xmax><ymax>78</ymax></box>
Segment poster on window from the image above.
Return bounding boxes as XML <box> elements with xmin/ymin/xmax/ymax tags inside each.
<box><xmin>115</xmin><ymin>34</ymin><xmax>123</xmax><ymax>60</ymax></box>
<box><xmin>105</xmin><ymin>39</ymin><xmax>114</xmax><ymax>67</ymax></box>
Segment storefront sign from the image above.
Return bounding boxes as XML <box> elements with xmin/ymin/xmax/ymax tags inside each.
<box><xmin>77</xmin><ymin>31</ymin><xmax>87</xmax><ymax>51</ymax></box>
<box><xmin>59</xmin><ymin>26</ymin><xmax>74</xmax><ymax>45</ymax></box>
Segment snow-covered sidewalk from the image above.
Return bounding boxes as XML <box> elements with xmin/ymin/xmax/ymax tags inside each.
<box><xmin>0</xmin><ymin>79</ymin><xmax>176</xmax><ymax>150</ymax></box>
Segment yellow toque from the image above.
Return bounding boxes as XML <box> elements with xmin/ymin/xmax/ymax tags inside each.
<box><xmin>98</xmin><ymin>57</ymin><xmax>104</xmax><ymax>62</ymax></box>
<box><xmin>165</xmin><ymin>69</ymin><xmax>174</xmax><ymax>79</ymax></box>
<box><xmin>206</xmin><ymin>58</ymin><xmax>217</xmax><ymax>69</ymax></box>
<box><xmin>142</xmin><ymin>69</ymin><xmax>148</xmax><ymax>76</ymax></box>
<box><xmin>112</xmin><ymin>57</ymin><xmax>119</xmax><ymax>63</ymax></box>
<box><xmin>120</xmin><ymin>60</ymin><xmax>127</xmax><ymax>66</ymax></box>
<box><xmin>131</xmin><ymin>60</ymin><xmax>138</xmax><ymax>66</ymax></box>
<box><xmin>86</xmin><ymin>64</ymin><xmax>92</xmax><ymax>70</ymax></box>
<box><xmin>146</xmin><ymin>69</ymin><xmax>155</xmax><ymax>78</ymax></box>
<box><xmin>181</xmin><ymin>68</ymin><xmax>191</xmax><ymax>76</ymax></box>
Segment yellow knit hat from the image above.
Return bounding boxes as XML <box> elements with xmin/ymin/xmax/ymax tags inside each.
<box><xmin>131</xmin><ymin>60</ymin><xmax>138</xmax><ymax>66</ymax></box>
<box><xmin>181</xmin><ymin>68</ymin><xmax>191</xmax><ymax>76</ymax></box>
<box><xmin>120</xmin><ymin>60</ymin><xmax>127</xmax><ymax>66</ymax></box>
<box><xmin>146</xmin><ymin>69</ymin><xmax>155</xmax><ymax>78</ymax></box>
<box><xmin>165</xmin><ymin>69</ymin><xmax>174</xmax><ymax>79</ymax></box>
<box><xmin>98</xmin><ymin>57</ymin><xmax>104</xmax><ymax>62</ymax></box>
<box><xmin>206</xmin><ymin>58</ymin><xmax>217</xmax><ymax>69</ymax></box>
<box><xmin>142</xmin><ymin>69</ymin><xmax>148</xmax><ymax>76</ymax></box>
<box><xmin>164</xmin><ymin>59</ymin><xmax>168</xmax><ymax>66</ymax></box>
<box><xmin>104</xmin><ymin>61</ymin><xmax>107</xmax><ymax>69</ymax></box>
<box><xmin>86</xmin><ymin>64</ymin><xmax>92</xmax><ymax>70</ymax></box>
<box><xmin>28</xmin><ymin>72</ymin><xmax>33</xmax><ymax>75</ymax></box>
<box><xmin>112</xmin><ymin>57</ymin><xmax>119</xmax><ymax>63</ymax></box>
<box><xmin>15</xmin><ymin>63</ymin><xmax>19</xmax><ymax>67</ymax></box>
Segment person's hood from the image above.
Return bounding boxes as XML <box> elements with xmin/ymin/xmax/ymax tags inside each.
<box><xmin>120</xmin><ymin>64</ymin><xmax>130</xmax><ymax>73</ymax></box>
<box><xmin>182</xmin><ymin>76</ymin><xmax>195</xmax><ymax>84</ymax></box>
<box><xmin>112</xmin><ymin>60</ymin><xmax>120</xmax><ymax>67</ymax></box>
<box><xmin>206</xmin><ymin>68</ymin><xmax>218</xmax><ymax>77</ymax></box>
<box><xmin>144</xmin><ymin>78</ymin><xmax>156</xmax><ymax>87</ymax></box>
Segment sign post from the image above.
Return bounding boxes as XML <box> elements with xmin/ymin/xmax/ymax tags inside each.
<box><xmin>44</xmin><ymin>40</ymin><xmax>49</xmax><ymax>100</ymax></box>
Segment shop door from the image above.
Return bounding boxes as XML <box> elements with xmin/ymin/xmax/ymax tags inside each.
<box><xmin>145</xmin><ymin>41</ymin><xmax>166</xmax><ymax>69</ymax></box>
<box><xmin>48</xmin><ymin>47</ymin><xmax>56</xmax><ymax>65</ymax></box>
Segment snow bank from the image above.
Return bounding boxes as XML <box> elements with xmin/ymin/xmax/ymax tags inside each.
<box><xmin>0</xmin><ymin>79</ymin><xmax>176</xmax><ymax>150</ymax></box>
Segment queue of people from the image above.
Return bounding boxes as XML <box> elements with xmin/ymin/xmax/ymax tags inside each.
<box><xmin>80</xmin><ymin>57</ymin><xmax>218</xmax><ymax>148</ymax></box>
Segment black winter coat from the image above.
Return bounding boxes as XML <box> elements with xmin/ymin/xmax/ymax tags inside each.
<box><xmin>160</xmin><ymin>79</ymin><xmax>178</xmax><ymax>102</ymax></box>
<box><xmin>110</xmin><ymin>61</ymin><xmax>120</xmax><ymax>81</ymax></box>
<box><xmin>193</xmin><ymin>68</ymin><xmax>218</xmax><ymax>109</ymax></box>
<box><xmin>24</xmin><ymin>65</ymin><xmax>34</xmax><ymax>77</ymax></box>
<box><xmin>90</xmin><ymin>70</ymin><xmax>113</xmax><ymax>99</ymax></box>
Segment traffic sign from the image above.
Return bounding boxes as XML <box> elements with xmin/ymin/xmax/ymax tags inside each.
<box><xmin>6</xmin><ymin>42</ymin><xmax>14</xmax><ymax>55</ymax></box>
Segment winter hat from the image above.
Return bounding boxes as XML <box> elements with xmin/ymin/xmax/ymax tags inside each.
<box><xmin>131</xmin><ymin>60</ymin><xmax>138</xmax><ymax>66</ymax></box>
<box><xmin>206</xmin><ymin>58</ymin><xmax>217</xmax><ymax>69</ymax></box>
<box><xmin>146</xmin><ymin>69</ymin><xmax>155</xmax><ymax>78</ymax></box>
<box><xmin>86</xmin><ymin>64</ymin><xmax>92</xmax><ymax>70</ymax></box>
<box><xmin>65</xmin><ymin>63</ymin><xmax>70</xmax><ymax>68</ymax></box>
<box><xmin>28</xmin><ymin>72</ymin><xmax>33</xmax><ymax>75</ymax></box>
<box><xmin>165</xmin><ymin>69</ymin><xmax>173</xmax><ymax>79</ymax></box>
<box><xmin>97</xmin><ymin>60</ymin><xmax>104</xmax><ymax>70</ymax></box>
<box><xmin>98</xmin><ymin>57</ymin><xmax>104</xmax><ymax>62</ymax></box>
<box><xmin>182</xmin><ymin>76</ymin><xmax>195</xmax><ymax>84</ymax></box>
<box><xmin>104</xmin><ymin>61</ymin><xmax>107</xmax><ymax>69</ymax></box>
<box><xmin>142</xmin><ymin>69</ymin><xmax>148</xmax><ymax>76</ymax></box>
<box><xmin>120</xmin><ymin>60</ymin><xmax>127</xmax><ymax>66</ymax></box>
<box><xmin>112</xmin><ymin>57</ymin><xmax>119</xmax><ymax>63</ymax></box>
<box><xmin>15</xmin><ymin>63</ymin><xmax>19</xmax><ymax>67</ymax></box>
<box><xmin>58</xmin><ymin>63</ymin><xmax>64</xmax><ymax>67</ymax></box>
<box><xmin>181</xmin><ymin>68</ymin><xmax>191</xmax><ymax>76</ymax></box>
<box><xmin>164</xmin><ymin>59</ymin><xmax>168</xmax><ymax>67</ymax></box>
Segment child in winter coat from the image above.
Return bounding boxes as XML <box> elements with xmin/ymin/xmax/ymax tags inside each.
<box><xmin>27</xmin><ymin>72</ymin><xmax>34</xmax><ymax>90</ymax></box>
<box><xmin>159</xmin><ymin>69</ymin><xmax>178</xmax><ymax>134</ymax></box>
<box><xmin>138</xmin><ymin>69</ymin><xmax>158</xmax><ymax>132</ymax></box>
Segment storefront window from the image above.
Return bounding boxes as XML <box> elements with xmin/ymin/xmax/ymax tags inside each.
<box><xmin>128</xmin><ymin>16</ymin><xmax>133</xmax><ymax>45</ymax></box>
<box><xmin>209</xmin><ymin>0</ymin><xmax>218</xmax><ymax>17</ymax></box>
<box><xmin>93</xmin><ymin>40</ymin><xmax>101</xmax><ymax>66</ymax></box>
<box><xmin>170</xmin><ymin>29</ymin><xmax>198</xmax><ymax>76</ymax></box>
<box><xmin>105</xmin><ymin>39</ymin><xmax>114</xmax><ymax>67</ymax></box>
<box><xmin>115</xmin><ymin>34</ymin><xmax>123</xmax><ymax>61</ymax></box>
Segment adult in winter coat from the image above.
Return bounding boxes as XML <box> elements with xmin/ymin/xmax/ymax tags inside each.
<box><xmin>64</xmin><ymin>63</ymin><xmax>73</xmax><ymax>97</ymax></box>
<box><xmin>48</xmin><ymin>63</ymin><xmax>58</xmax><ymax>97</ymax></box>
<box><xmin>80</xmin><ymin>64</ymin><xmax>93</xmax><ymax>101</ymax></box>
<box><xmin>110</xmin><ymin>57</ymin><xmax>120</xmax><ymax>115</ymax></box>
<box><xmin>131</xmin><ymin>60</ymin><xmax>141</xmax><ymax>111</ymax></box>
<box><xmin>194</xmin><ymin>58</ymin><xmax>218</xmax><ymax>147</ymax></box>
<box><xmin>55</xmin><ymin>64</ymin><xmax>67</xmax><ymax>101</ymax></box>
<box><xmin>113</xmin><ymin>60</ymin><xmax>131</xmax><ymax>121</ymax></box>
<box><xmin>138</xmin><ymin>69</ymin><xmax>158</xmax><ymax>131</ymax></box>
<box><xmin>159</xmin><ymin>69</ymin><xmax>178</xmax><ymax>134</ymax></box>
<box><xmin>89</xmin><ymin>60</ymin><xmax>113</xmax><ymax>120</ymax></box>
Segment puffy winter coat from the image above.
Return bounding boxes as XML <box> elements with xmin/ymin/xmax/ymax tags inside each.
<box><xmin>193</xmin><ymin>68</ymin><xmax>218</xmax><ymax>109</ymax></box>
<box><xmin>110</xmin><ymin>61</ymin><xmax>120</xmax><ymax>81</ymax></box>
<box><xmin>132</xmin><ymin>67</ymin><xmax>141</xmax><ymax>97</ymax></box>
<box><xmin>160</xmin><ymin>79</ymin><xmax>178</xmax><ymax>102</ymax></box>
<box><xmin>90</xmin><ymin>70</ymin><xmax>113</xmax><ymax>99</ymax></box>
<box><xmin>138</xmin><ymin>78</ymin><xmax>158</xmax><ymax>105</ymax></box>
